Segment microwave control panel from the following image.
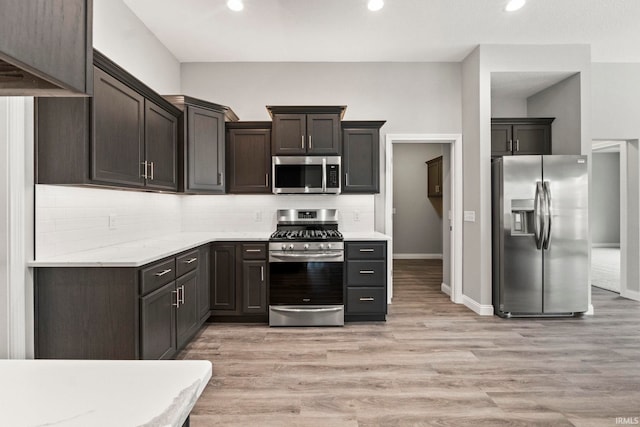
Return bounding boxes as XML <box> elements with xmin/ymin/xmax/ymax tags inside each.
<box><xmin>327</xmin><ymin>165</ymin><xmax>339</xmax><ymax>188</ymax></box>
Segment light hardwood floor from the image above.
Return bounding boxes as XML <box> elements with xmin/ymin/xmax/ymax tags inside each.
<box><xmin>179</xmin><ymin>259</ymin><xmax>640</xmax><ymax>426</ymax></box>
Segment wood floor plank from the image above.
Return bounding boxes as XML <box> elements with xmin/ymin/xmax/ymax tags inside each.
<box><xmin>180</xmin><ymin>259</ymin><xmax>640</xmax><ymax>426</ymax></box>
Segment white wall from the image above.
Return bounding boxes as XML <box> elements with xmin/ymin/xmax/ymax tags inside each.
<box><xmin>591</xmin><ymin>153</ymin><xmax>620</xmax><ymax>245</ymax></box>
<box><xmin>392</xmin><ymin>144</ymin><xmax>444</xmax><ymax>256</ymax></box>
<box><xmin>528</xmin><ymin>73</ymin><xmax>582</xmax><ymax>155</ymax></box>
<box><xmin>491</xmin><ymin>95</ymin><xmax>527</xmax><ymax>117</ymax></box>
<box><xmin>93</xmin><ymin>0</ymin><xmax>181</xmax><ymax>94</ymax></box>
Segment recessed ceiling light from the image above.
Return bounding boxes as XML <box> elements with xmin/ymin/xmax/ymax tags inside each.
<box><xmin>505</xmin><ymin>0</ymin><xmax>526</xmax><ymax>12</ymax></box>
<box><xmin>227</xmin><ymin>0</ymin><xmax>244</xmax><ymax>12</ymax></box>
<box><xmin>368</xmin><ymin>0</ymin><xmax>384</xmax><ymax>12</ymax></box>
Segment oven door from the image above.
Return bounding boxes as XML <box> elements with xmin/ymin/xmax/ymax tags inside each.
<box><xmin>269</xmin><ymin>251</ymin><xmax>344</xmax><ymax>326</ymax></box>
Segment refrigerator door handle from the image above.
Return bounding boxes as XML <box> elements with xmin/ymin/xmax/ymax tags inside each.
<box><xmin>534</xmin><ymin>181</ymin><xmax>544</xmax><ymax>249</ymax></box>
<box><xmin>542</xmin><ymin>181</ymin><xmax>552</xmax><ymax>249</ymax></box>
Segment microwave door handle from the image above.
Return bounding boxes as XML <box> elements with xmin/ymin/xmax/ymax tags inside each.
<box><xmin>322</xmin><ymin>157</ymin><xmax>327</xmax><ymax>192</ymax></box>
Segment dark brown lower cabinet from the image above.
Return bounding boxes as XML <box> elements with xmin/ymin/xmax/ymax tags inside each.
<box><xmin>35</xmin><ymin>246</ymin><xmax>209</xmax><ymax>360</ymax></box>
<box><xmin>344</xmin><ymin>241</ymin><xmax>388</xmax><ymax>322</ymax></box>
<box><xmin>209</xmin><ymin>242</ymin><xmax>268</xmax><ymax>322</ymax></box>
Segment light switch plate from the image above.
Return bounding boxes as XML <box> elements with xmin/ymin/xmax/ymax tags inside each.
<box><xmin>108</xmin><ymin>214</ymin><xmax>118</xmax><ymax>230</ymax></box>
<box><xmin>463</xmin><ymin>210</ymin><xmax>476</xmax><ymax>222</ymax></box>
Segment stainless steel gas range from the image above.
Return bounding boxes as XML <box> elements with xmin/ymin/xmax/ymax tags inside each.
<box><xmin>268</xmin><ymin>209</ymin><xmax>345</xmax><ymax>326</ymax></box>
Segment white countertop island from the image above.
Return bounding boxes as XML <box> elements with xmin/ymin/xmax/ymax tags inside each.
<box><xmin>0</xmin><ymin>359</ymin><xmax>212</xmax><ymax>427</ymax></box>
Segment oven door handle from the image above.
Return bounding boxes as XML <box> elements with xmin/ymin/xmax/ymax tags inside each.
<box><xmin>269</xmin><ymin>252</ymin><xmax>343</xmax><ymax>261</ymax></box>
<box><xmin>270</xmin><ymin>306</ymin><xmax>343</xmax><ymax>313</ymax></box>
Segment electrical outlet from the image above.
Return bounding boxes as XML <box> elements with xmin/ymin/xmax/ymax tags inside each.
<box><xmin>108</xmin><ymin>214</ymin><xmax>118</xmax><ymax>230</ymax></box>
<box><xmin>353</xmin><ymin>210</ymin><xmax>361</xmax><ymax>222</ymax></box>
<box><xmin>254</xmin><ymin>211</ymin><xmax>262</xmax><ymax>222</ymax></box>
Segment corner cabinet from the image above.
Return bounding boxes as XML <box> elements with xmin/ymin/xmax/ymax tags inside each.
<box><xmin>35</xmin><ymin>246</ymin><xmax>210</xmax><ymax>360</ymax></box>
<box><xmin>344</xmin><ymin>241</ymin><xmax>388</xmax><ymax>322</ymax></box>
<box><xmin>426</xmin><ymin>156</ymin><xmax>443</xmax><ymax>197</ymax></box>
<box><xmin>267</xmin><ymin>106</ymin><xmax>345</xmax><ymax>155</ymax></box>
<box><xmin>164</xmin><ymin>95</ymin><xmax>238</xmax><ymax>194</ymax></box>
<box><xmin>342</xmin><ymin>121</ymin><xmax>385</xmax><ymax>193</ymax></box>
<box><xmin>491</xmin><ymin>118</ymin><xmax>554</xmax><ymax>157</ymax></box>
<box><xmin>226</xmin><ymin>122</ymin><xmax>272</xmax><ymax>194</ymax></box>
<box><xmin>0</xmin><ymin>0</ymin><xmax>93</xmax><ymax>96</ymax></box>
<box><xmin>36</xmin><ymin>50</ymin><xmax>180</xmax><ymax>191</ymax></box>
<box><xmin>210</xmin><ymin>242</ymin><xmax>268</xmax><ymax>322</ymax></box>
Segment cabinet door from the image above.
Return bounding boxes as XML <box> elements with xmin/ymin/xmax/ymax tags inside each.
<box><xmin>197</xmin><ymin>245</ymin><xmax>211</xmax><ymax>322</ymax></box>
<box><xmin>491</xmin><ymin>124</ymin><xmax>513</xmax><ymax>156</ymax></box>
<box><xmin>227</xmin><ymin>128</ymin><xmax>271</xmax><ymax>193</ymax></box>
<box><xmin>272</xmin><ymin>114</ymin><xmax>306</xmax><ymax>155</ymax></box>
<box><xmin>91</xmin><ymin>67</ymin><xmax>145</xmax><ymax>187</ymax></box>
<box><xmin>242</xmin><ymin>260</ymin><xmax>267</xmax><ymax>314</ymax></box>
<box><xmin>145</xmin><ymin>100</ymin><xmax>178</xmax><ymax>191</ymax></box>
<box><xmin>427</xmin><ymin>157</ymin><xmax>442</xmax><ymax>197</ymax></box>
<box><xmin>140</xmin><ymin>281</ymin><xmax>177</xmax><ymax>360</ymax></box>
<box><xmin>307</xmin><ymin>114</ymin><xmax>341</xmax><ymax>155</ymax></box>
<box><xmin>342</xmin><ymin>128</ymin><xmax>379</xmax><ymax>193</ymax></box>
<box><xmin>186</xmin><ymin>106</ymin><xmax>225</xmax><ymax>193</ymax></box>
<box><xmin>176</xmin><ymin>270</ymin><xmax>200</xmax><ymax>349</ymax></box>
<box><xmin>513</xmin><ymin>124</ymin><xmax>551</xmax><ymax>155</ymax></box>
<box><xmin>210</xmin><ymin>244</ymin><xmax>237</xmax><ymax>312</ymax></box>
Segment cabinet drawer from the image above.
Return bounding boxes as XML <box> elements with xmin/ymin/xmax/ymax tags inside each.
<box><xmin>347</xmin><ymin>287</ymin><xmax>386</xmax><ymax>314</ymax></box>
<box><xmin>241</xmin><ymin>243</ymin><xmax>267</xmax><ymax>260</ymax></box>
<box><xmin>176</xmin><ymin>249</ymin><xmax>199</xmax><ymax>277</ymax></box>
<box><xmin>346</xmin><ymin>242</ymin><xmax>386</xmax><ymax>259</ymax></box>
<box><xmin>347</xmin><ymin>260</ymin><xmax>385</xmax><ymax>285</ymax></box>
<box><xmin>140</xmin><ymin>258</ymin><xmax>176</xmax><ymax>295</ymax></box>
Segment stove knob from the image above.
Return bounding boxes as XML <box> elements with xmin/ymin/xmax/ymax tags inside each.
<box><xmin>319</xmin><ymin>243</ymin><xmax>325</xmax><ymax>250</ymax></box>
<box><xmin>281</xmin><ymin>244</ymin><xmax>287</xmax><ymax>250</ymax></box>
<box><xmin>289</xmin><ymin>244</ymin><xmax>294</xmax><ymax>250</ymax></box>
<box><xmin>303</xmin><ymin>243</ymin><xmax>310</xmax><ymax>250</ymax></box>
<box><xmin>327</xmin><ymin>243</ymin><xmax>332</xmax><ymax>249</ymax></box>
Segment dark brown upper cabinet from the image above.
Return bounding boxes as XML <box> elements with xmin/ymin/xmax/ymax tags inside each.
<box><xmin>267</xmin><ymin>106</ymin><xmax>345</xmax><ymax>155</ymax></box>
<box><xmin>342</xmin><ymin>121</ymin><xmax>385</xmax><ymax>194</ymax></box>
<box><xmin>36</xmin><ymin>50</ymin><xmax>180</xmax><ymax>191</ymax></box>
<box><xmin>226</xmin><ymin>122</ymin><xmax>272</xmax><ymax>194</ymax></box>
<box><xmin>426</xmin><ymin>156</ymin><xmax>443</xmax><ymax>198</ymax></box>
<box><xmin>491</xmin><ymin>118</ymin><xmax>554</xmax><ymax>157</ymax></box>
<box><xmin>165</xmin><ymin>95</ymin><xmax>238</xmax><ymax>194</ymax></box>
<box><xmin>0</xmin><ymin>0</ymin><xmax>93</xmax><ymax>96</ymax></box>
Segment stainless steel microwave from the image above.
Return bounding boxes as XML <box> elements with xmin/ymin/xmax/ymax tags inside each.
<box><xmin>272</xmin><ymin>156</ymin><xmax>341</xmax><ymax>194</ymax></box>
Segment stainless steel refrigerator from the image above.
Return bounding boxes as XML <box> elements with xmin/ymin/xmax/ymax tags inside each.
<box><xmin>491</xmin><ymin>155</ymin><xmax>589</xmax><ymax>317</ymax></box>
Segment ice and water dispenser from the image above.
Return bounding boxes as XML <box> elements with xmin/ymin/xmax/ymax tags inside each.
<box><xmin>510</xmin><ymin>199</ymin><xmax>534</xmax><ymax>235</ymax></box>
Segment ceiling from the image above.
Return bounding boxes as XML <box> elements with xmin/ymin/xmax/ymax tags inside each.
<box><xmin>122</xmin><ymin>0</ymin><xmax>640</xmax><ymax>63</ymax></box>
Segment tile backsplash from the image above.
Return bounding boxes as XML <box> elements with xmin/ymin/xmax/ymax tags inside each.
<box><xmin>36</xmin><ymin>185</ymin><xmax>375</xmax><ymax>258</ymax></box>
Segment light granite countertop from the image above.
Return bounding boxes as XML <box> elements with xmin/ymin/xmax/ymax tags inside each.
<box><xmin>29</xmin><ymin>231</ymin><xmax>390</xmax><ymax>267</ymax></box>
<box><xmin>0</xmin><ymin>359</ymin><xmax>212</xmax><ymax>427</ymax></box>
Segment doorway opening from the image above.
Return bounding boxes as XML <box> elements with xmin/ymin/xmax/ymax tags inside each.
<box><xmin>384</xmin><ymin>134</ymin><xmax>463</xmax><ymax>305</ymax></box>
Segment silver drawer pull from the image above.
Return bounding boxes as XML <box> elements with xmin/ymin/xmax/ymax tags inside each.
<box><xmin>184</xmin><ymin>258</ymin><xmax>198</xmax><ymax>264</ymax></box>
<box><xmin>359</xmin><ymin>248</ymin><xmax>375</xmax><ymax>252</ymax></box>
<box><xmin>172</xmin><ymin>290</ymin><xmax>179</xmax><ymax>307</ymax></box>
<box><xmin>154</xmin><ymin>269</ymin><xmax>172</xmax><ymax>277</ymax></box>
<box><xmin>359</xmin><ymin>297</ymin><xmax>375</xmax><ymax>302</ymax></box>
<box><xmin>359</xmin><ymin>270</ymin><xmax>375</xmax><ymax>274</ymax></box>
<box><xmin>178</xmin><ymin>285</ymin><xmax>185</xmax><ymax>304</ymax></box>
<box><xmin>245</xmin><ymin>249</ymin><xmax>262</xmax><ymax>253</ymax></box>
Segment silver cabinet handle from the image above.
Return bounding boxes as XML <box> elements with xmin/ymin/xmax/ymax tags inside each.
<box><xmin>271</xmin><ymin>306</ymin><xmax>342</xmax><ymax>313</ymax></box>
<box><xmin>515</xmin><ymin>139</ymin><xmax>520</xmax><ymax>152</ymax></box>
<box><xmin>309</xmin><ymin>135</ymin><xmax>312</xmax><ymax>150</ymax></box>
<box><xmin>154</xmin><ymin>269</ymin><xmax>172</xmax><ymax>277</ymax></box>
<box><xmin>301</xmin><ymin>135</ymin><xmax>305</xmax><ymax>149</ymax></box>
<box><xmin>260</xmin><ymin>266</ymin><xmax>264</xmax><ymax>282</ymax></box>
<box><xmin>184</xmin><ymin>257</ymin><xmax>197</xmax><ymax>264</ymax></box>
<box><xmin>245</xmin><ymin>249</ymin><xmax>261</xmax><ymax>253</ymax></box>
<box><xmin>345</xmin><ymin>172</ymin><xmax>349</xmax><ymax>186</ymax></box>
<box><xmin>149</xmin><ymin>161</ymin><xmax>154</xmax><ymax>180</ymax></box>
<box><xmin>359</xmin><ymin>248</ymin><xmax>375</xmax><ymax>252</ymax></box>
<box><xmin>141</xmin><ymin>161</ymin><xmax>149</xmax><ymax>179</ymax></box>
<box><xmin>508</xmin><ymin>139</ymin><xmax>513</xmax><ymax>152</ymax></box>
<box><xmin>359</xmin><ymin>297</ymin><xmax>375</xmax><ymax>302</ymax></box>
<box><xmin>265</xmin><ymin>173</ymin><xmax>269</xmax><ymax>187</ymax></box>
<box><xmin>172</xmin><ymin>290</ymin><xmax>179</xmax><ymax>307</ymax></box>
<box><xmin>359</xmin><ymin>270</ymin><xmax>375</xmax><ymax>274</ymax></box>
<box><xmin>178</xmin><ymin>285</ymin><xmax>185</xmax><ymax>305</ymax></box>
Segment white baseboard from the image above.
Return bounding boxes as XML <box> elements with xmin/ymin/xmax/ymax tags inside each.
<box><xmin>461</xmin><ymin>295</ymin><xmax>494</xmax><ymax>316</ymax></box>
<box><xmin>592</xmin><ymin>243</ymin><xmax>621</xmax><ymax>248</ymax></box>
<box><xmin>393</xmin><ymin>253</ymin><xmax>443</xmax><ymax>260</ymax></box>
<box><xmin>584</xmin><ymin>304</ymin><xmax>595</xmax><ymax>315</ymax></box>
<box><xmin>621</xmin><ymin>289</ymin><xmax>640</xmax><ymax>302</ymax></box>
<box><xmin>441</xmin><ymin>282</ymin><xmax>451</xmax><ymax>296</ymax></box>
